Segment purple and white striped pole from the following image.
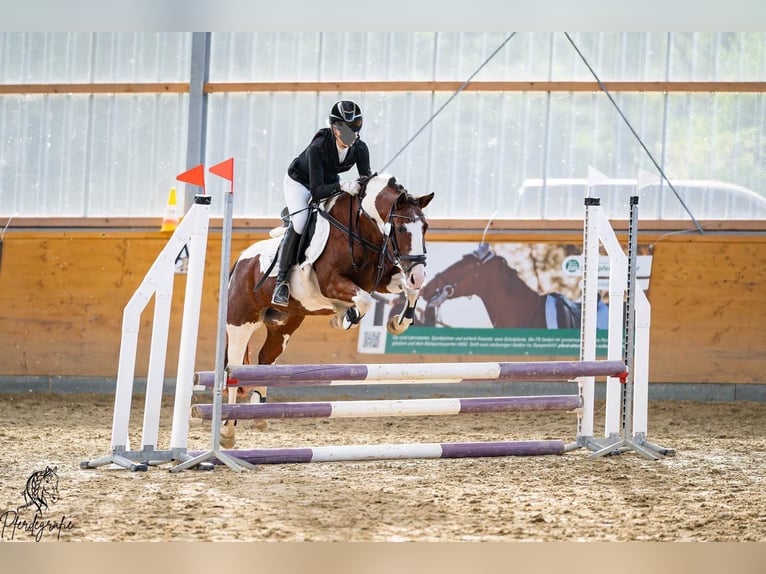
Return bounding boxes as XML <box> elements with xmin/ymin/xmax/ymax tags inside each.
<box><xmin>194</xmin><ymin>359</ymin><xmax>627</xmax><ymax>388</ymax></box>
<box><xmin>189</xmin><ymin>440</ymin><xmax>566</xmax><ymax>465</ymax></box>
<box><xmin>191</xmin><ymin>395</ymin><xmax>582</xmax><ymax>420</ymax></box>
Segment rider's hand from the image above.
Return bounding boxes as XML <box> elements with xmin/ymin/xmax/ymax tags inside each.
<box><xmin>340</xmin><ymin>180</ymin><xmax>361</xmax><ymax>196</ymax></box>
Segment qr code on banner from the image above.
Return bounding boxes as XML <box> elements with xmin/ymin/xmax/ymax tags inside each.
<box><xmin>361</xmin><ymin>330</ymin><xmax>382</xmax><ymax>350</ymax></box>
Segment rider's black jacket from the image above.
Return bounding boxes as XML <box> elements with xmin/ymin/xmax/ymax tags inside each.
<box><xmin>287</xmin><ymin>128</ymin><xmax>372</xmax><ymax>201</ymax></box>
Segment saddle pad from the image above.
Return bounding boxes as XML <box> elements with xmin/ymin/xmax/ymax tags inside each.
<box><xmin>302</xmin><ymin>211</ymin><xmax>331</xmax><ymax>268</ymax></box>
<box><xmin>260</xmin><ymin>210</ymin><xmax>331</xmax><ymax>278</ymax></box>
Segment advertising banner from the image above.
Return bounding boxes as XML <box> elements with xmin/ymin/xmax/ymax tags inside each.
<box><xmin>357</xmin><ymin>241</ymin><xmax>652</xmax><ymax>356</ymax></box>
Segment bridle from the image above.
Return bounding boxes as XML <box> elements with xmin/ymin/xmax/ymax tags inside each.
<box><xmin>385</xmin><ymin>208</ymin><xmax>428</xmax><ymax>274</ymax></box>
<box><xmin>317</xmin><ymin>185</ymin><xmax>427</xmax><ymax>290</ymax></box>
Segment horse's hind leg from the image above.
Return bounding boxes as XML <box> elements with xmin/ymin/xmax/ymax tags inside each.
<box><xmin>259</xmin><ymin>314</ymin><xmax>306</xmax><ymax>366</ymax></box>
<box><xmin>221</xmin><ymin>321</ymin><xmax>260</xmax><ymax>449</ymax></box>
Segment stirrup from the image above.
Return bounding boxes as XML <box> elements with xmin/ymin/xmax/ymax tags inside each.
<box><xmin>271</xmin><ymin>281</ymin><xmax>290</xmax><ymax>306</ymax></box>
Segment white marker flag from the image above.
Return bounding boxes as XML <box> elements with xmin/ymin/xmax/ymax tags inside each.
<box><xmin>587</xmin><ymin>165</ymin><xmax>610</xmax><ymax>197</ymax></box>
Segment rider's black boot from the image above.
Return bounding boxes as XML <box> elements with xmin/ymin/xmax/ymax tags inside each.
<box><xmin>271</xmin><ymin>224</ymin><xmax>301</xmax><ymax>307</ymax></box>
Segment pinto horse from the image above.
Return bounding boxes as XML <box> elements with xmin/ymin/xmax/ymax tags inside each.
<box><xmin>223</xmin><ymin>174</ymin><xmax>434</xmax><ymax>447</ymax></box>
<box><xmin>418</xmin><ymin>243</ymin><xmax>598</xmax><ymax>329</ymax></box>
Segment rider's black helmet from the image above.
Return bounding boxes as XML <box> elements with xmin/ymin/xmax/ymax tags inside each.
<box><xmin>329</xmin><ymin>100</ymin><xmax>363</xmax><ymax>142</ymax></box>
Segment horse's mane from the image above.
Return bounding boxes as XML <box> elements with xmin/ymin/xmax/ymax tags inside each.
<box><xmin>359</xmin><ymin>174</ymin><xmax>410</xmax><ymax>229</ymax></box>
<box><xmin>365</xmin><ymin>173</ymin><xmax>403</xmax><ymax>196</ymax></box>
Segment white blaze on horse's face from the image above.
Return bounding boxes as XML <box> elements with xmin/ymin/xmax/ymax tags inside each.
<box><xmin>362</xmin><ymin>176</ymin><xmax>428</xmax><ymax>290</ymax></box>
<box><xmin>404</xmin><ymin>218</ymin><xmax>427</xmax><ymax>289</ymax></box>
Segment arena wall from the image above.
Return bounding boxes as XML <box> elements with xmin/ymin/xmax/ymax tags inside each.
<box><xmin>1</xmin><ymin>223</ymin><xmax>765</xmax><ymax>386</ymax></box>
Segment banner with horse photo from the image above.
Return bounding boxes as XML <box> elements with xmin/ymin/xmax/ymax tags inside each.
<box><xmin>357</xmin><ymin>241</ymin><xmax>653</xmax><ymax>356</ymax></box>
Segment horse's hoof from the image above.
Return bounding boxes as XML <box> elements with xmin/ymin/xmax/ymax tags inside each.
<box><xmin>387</xmin><ymin>316</ymin><xmax>411</xmax><ymax>335</ymax></box>
<box><xmin>330</xmin><ymin>314</ymin><xmax>347</xmax><ymax>330</ymax></box>
<box><xmin>251</xmin><ymin>420</ymin><xmax>269</xmax><ymax>431</ymax></box>
<box><xmin>220</xmin><ymin>433</ymin><xmax>236</xmax><ymax>449</ymax></box>
<box><xmin>220</xmin><ymin>423</ymin><xmax>236</xmax><ymax>449</ymax></box>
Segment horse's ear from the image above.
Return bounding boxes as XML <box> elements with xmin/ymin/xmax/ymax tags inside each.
<box><xmin>417</xmin><ymin>192</ymin><xmax>435</xmax><ymax>209</ymax></box>
<box><xmin>387</xmin><ymin>176</ymin><xmax>397</xmax><ymax>188</ymax></box>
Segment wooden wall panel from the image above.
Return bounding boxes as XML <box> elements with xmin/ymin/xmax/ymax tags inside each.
<box><xmin>648</xmin><ymin>238</ymin><xmax>766</xmax><ymax>383</ymax></box>
<box><xmin>1</xmin><ymin>230</ymin><xmax>765</xmax><ymax>384</ymax></box>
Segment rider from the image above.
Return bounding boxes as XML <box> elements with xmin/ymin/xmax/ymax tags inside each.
<box><xmin>271</xmin><ymin>99</ymin><xmax>373</xmax><ymax>306</ymax></box>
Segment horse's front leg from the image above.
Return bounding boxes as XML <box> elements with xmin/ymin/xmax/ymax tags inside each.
<box><xmin>387</xmin><ymin>281</ymin><xmax>420</xmax><ymax>335</ymax></box>
<box><xmin>327</xmin><ymin>285</ymin><xmax>373</xmax><ymax>330</ymax></box>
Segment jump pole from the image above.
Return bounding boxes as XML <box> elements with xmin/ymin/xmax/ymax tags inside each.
<box><xmin>194</xmin><ymin>359</ymin><xmax>626</xmax><ymax>387</ymax></box>
<box><xmin>191</xmin><ymin>394</ymin><xmax>583</xmax><ymax>420</ymax></box>
<box><xmin>197</xmin><ymin>440</ymin><xmax>568</xmax><ymax>465</ymax></box>
<box><xmin>189</xmin><ymin>364</ymin><xmax>610</xmax><ymax>465</ymax></box>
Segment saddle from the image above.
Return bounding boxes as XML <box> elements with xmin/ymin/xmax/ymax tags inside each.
<box><xmin>277</xmin><ymin>205</ymin><xmax>320</xmax><ymax>267</ymax></box>
<box><xmin>273</xmin><ymin>173</ymin><xmax>377</xmax><ymax>272</ymax></box>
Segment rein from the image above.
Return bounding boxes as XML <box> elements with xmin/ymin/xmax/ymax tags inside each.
<box><xmin>317</xmin><ymin>198</ymin><xmax>392</xmax><ymax>289</ymax></box>
<box><xmin>317</xmin><ymin>187</ymin><xmax>426</xmax><ymax>290</ymax></box>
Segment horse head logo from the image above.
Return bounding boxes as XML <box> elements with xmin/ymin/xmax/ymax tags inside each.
<box><xmin>17</xmin><ymin>466</ymin><xmax>59</xmax><ymax>515</ymax></box>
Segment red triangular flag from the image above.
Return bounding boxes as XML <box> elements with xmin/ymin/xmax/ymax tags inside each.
<box><xmin>209</xmin><ymin>157</ymin><xmax>234</xmax><ymax>182</ymax></box>
<box><xmin>176</xmin><ymin>164</ymin><xmax>206</xmax><ymax>191</ymax></box>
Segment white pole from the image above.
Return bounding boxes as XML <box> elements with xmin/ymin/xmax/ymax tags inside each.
<box><xmin>110</xmin><ymin>298</ymin><xmax>145</xmax><ymax>451</ymax></box>
<box><xmin>170</xmin><ymin>197</ymin><xmax>211</xmax><ymax>451</ymax></box>
<box><xmin>139</xmin><ymin>263</ymin><xmax>174</xmax><ymax>450</ymax></box>
<box><xmin>577</xmin><ymin>198</ymin><xmax>600</xmax><ymax>440</ymax></box>
<box><xmin>632</xmin><ymin>287</ymin><xmax>651</xmax><ymax>435</ymax></box>
<box><xmin>170</xmin><ymin>162</ymin><xmax>255</xmax><ymax>472</ymax></box>
<box><xmin>597</xmin><ymin>211</ymin><xmax>628</xmax><ymax>436</ymax></box>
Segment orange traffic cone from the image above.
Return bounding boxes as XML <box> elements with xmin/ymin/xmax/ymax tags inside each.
<box><xmin>160</xmin><ymin>187</ymin><xmax>180</xmax><ymax>232</ymax></box>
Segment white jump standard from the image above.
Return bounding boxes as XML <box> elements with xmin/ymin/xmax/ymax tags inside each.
<box><xmin>81</xmin><ymin>194</ymin><xmax>212</xmax><ymax>472</ymax></box>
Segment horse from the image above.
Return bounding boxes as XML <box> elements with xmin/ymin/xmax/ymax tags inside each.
<box><xmin>223</xmin><ymin>174</ymin><xmax>434</xmax><ymax>447</ymax></box>
<box><xmin>418</xmin><ymin>243</ymin><xmax>599</xmax><ymax>329</ymax></box>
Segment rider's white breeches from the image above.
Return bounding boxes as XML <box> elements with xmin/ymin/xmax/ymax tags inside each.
<box><xmin>283</xmin><ymin>173</ymin><xmax>311</xmax><ymax>235</ymax></box>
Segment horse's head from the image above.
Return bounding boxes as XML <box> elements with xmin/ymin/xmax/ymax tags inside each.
<box><xmin>420</xmin><ymin>243</ymin><xmax>498</xmax><ymax>306</ymax></box>
<box><xmin>361</xmin><ymin>175</ymin><xmax>434</xmax><ymax>290</ymax></box>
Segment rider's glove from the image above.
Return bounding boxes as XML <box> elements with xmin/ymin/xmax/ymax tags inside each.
<box><xmin>339</xmin><ymin>180</ymin><xmax>361</xmax><ymax>196</ymax></box>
